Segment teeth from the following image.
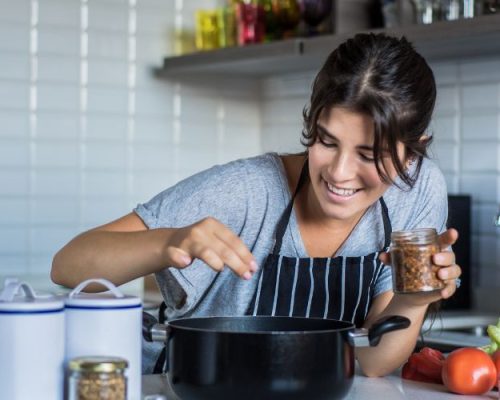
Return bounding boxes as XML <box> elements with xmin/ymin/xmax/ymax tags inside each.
<box><xmin>326</xmin><ymin>182</ymin><xmax>357</xmax><ymax>196</ymax></box>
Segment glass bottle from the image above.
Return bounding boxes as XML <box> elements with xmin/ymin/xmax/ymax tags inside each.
<box><xmin>68</xmin><ymin>356</ymin><xmax>128</xmax><ymax>400</ymax></box>
<box><xmin>390</xmin><ymin>228</ymin><xmax>444</xmax><ymax>293</ymax></box>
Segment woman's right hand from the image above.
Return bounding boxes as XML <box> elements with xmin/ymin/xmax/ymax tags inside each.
<box><xmin>164</xmin><ymin>217</ymin><xmax>258</xmax><ymax>280</ymax></box>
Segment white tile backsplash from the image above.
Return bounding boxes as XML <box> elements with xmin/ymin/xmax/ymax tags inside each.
<box><xmin>0</xmin><ymin>82</ymin><xmax>30</xmax><ymax>110</ymax></box>
<box><xmin>435</xmin><ymin>85</ymin><xmax>459</xmax><ymax>114</ymax></box>
<box><xmin>86</xmin><ymin>86</ymin><xmax>129</xmax><ymax>114</ymax></box>
<box><xmin>84</xmin><ymin>142</ymin><xmax>128</xmax><ymax>170</ymax></box>
<box><xmin>460</xmin><ymin>173</ymin><xmax>498</xmax><ymax>203</ymax></box>
<box><xmin>38</xmin><ymin>0</ymin><xmax>81</xmax><ymax>28</ymax></box>
<box><xmin>38</xmin><ymin>27</ymin><xmax>80</xmax><ymax>56</ymax></box>
<box><xmin>459</xmin><ymin>58</ymin><xmax>500</xmax><ymax>84</ymax></box>
<box><xmin>37</xmin><ymin>83</ymin><xmax>80</xmax><ymax>112</ymax></box>
<box><xmin>462</xmin><ymin>113</ymin><xmax>499</xmax><ymax>140</ymax></box>
<box><xmin>0</xmin><ymin>198</ymin><xmax>29</xmax><ymax>225</ymax></box>
<box><xmin>0</xmin><ymin>228</ymin><xmax>28</xmax><ymax>253</ymax></box>
<box><xmin>87</xmin><ymin>59</ymin><xmax>129</xmax><ymax>87</ymax></box>
<box><xmin>0</xmin><ymin>141</ymin><xmax>29</xmax><ymax>167</ymax></box>
<box><xmin>34</xmin><ymin>141</ymin><xmax>80</xmax><ymax>168</ymax></box>
<box><xmin>0</xmin><ymin>0</ymin><xmax>30</xmax><ymax>24</ymax></box>
<box><xmin>462</xmin><ymin>83</ymin><xmax>499</xmax><ymax>110</ymax></box>
<box><xmin>0</xmin><ymin>170</ymin><xmax>30</xmax><ymax>195</ymax></box>
<box><xmin>0</xmin><ymin>53</ymin><xmax>30</xmax><ymax>81</ymax></box>
<box><xmin>87</xmin><ymin>31</ymin><xmax>128</xmax><ymax>60</ymax></box>
<box><xmin>0</xmin><ymin>110</ymin><xmax>29</xmax><ymax>138</ymax></box>
<box><xmin>37</xmin><ymin>111</ymin><xmax>80</xmax><ymax>139</ymax></box>
<box><xmin>31</xmin><ymin>197</ymin><xmax>79</xmax><ymax>225</ymax></box>
<box><xmin>0</xmin><ymin>23</ymin><xmax>30</xmax><ymax>52</ymax></box>
<box><xmin>87</xmin><ymin>2</ymin><xmax>129</xmax><ymax>33</ymax></box>
<box><xmin>429</xmin><ymin>141</ymin><xmax>458</xmax><ymax>173</ymax></box>
<box><xmin>460</xmin><ymin>141</ymin><xmax>499</xmax><ymax>172</ymax></box>
<box><xmin>33</xmin><ymin>169</ymin><xmax>81</xmax><ymax>196</ymax></box>
<box><xmin>431</xmin><ymin>114</ymin><xmax>459</xmax><ymax>141</ymax></box>
<box><xmin>86</xmin><ymin>113</ymin><xmax>128</xmax><ymax>140</ymax></box>
<box><xmin>37</xmin><ymin>55</ymin><xmax>81</xmax><ymax>84</ymax></box>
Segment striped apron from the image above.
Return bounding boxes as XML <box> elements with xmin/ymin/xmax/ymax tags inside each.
<box><xmin>246</xmin><ymin>162</ymin><xmax>391</xmax><ymax>327</ymax></box>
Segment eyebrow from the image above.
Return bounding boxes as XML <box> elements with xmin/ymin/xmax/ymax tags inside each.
<box><xmin>317</xmin><ymin>124</ymin><xmax>374</xmax><ymax>152</ymax></box>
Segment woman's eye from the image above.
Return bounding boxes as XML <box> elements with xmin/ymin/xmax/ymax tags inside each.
<box><xmin>318</xmin><ymin>136</ymin><xmax>336</xmax><ymax>148</ymax></box>
<box><xmin>360</xmin><ymin>153</ymin><xmax>375</xmax><ymax>162</ymax></box>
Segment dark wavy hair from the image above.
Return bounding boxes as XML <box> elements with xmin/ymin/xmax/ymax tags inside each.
<box><xmin>302</xmin><ymin>33</ymin><xmax>436</xmax><ymax>189</ymax></box>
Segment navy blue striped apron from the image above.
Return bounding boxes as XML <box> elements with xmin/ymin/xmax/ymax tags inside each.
<box><xmin>246</xmin><ymin>161</ymin><xmax>391</xmax><ymax>327</ymax></box>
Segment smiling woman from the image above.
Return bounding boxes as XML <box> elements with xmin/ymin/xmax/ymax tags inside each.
<box><xmin>51</xmin><ymin>33</ymin><xmax>462</xmax><ymax>380</ymax></box>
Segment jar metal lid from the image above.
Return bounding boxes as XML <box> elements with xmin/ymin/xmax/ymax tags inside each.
<box><xmin>68</xmin><ymin>356</ymin><xmax>129</xmax><ymax>373</ymax></box>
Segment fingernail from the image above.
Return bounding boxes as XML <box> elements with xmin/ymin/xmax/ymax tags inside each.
<box><xmin>249</xmin><ymin>260</ymin><xmax>258</xmax><ymax>272</ymax></box>
<box><xmin>243</xmin><ymin>271</ymin><xmax>252</xmax><ymax>280</ymax></box>
<box><xmin>181</xmin><ymin>255</ymin><xmax>192</xmax><ymax>266</ymax></box>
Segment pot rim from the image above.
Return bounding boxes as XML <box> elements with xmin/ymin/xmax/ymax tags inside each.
<box><xmin>166</xmin><ymin>315</ymin><xmax>355</xmax><ymax>335</ymax></box>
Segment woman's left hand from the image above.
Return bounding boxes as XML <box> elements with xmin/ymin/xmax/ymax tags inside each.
<box><xmin>379</xmin><ymin>228</ymin><xmax>462</xmax><ymax>305</ymax></box>
<box><xmin>434</xmin><ymin>228</ymin><xmax>461</xmax><ymax>299</ymax></box>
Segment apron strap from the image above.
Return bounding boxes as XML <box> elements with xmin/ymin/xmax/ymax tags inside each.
<box><xmin>379</xmin><ymin>196</ymin><xmax>392</xmax><ymax>250</ymax></box>
<box><xmin>272</xmin><ymin>158</ymin><xmax>309</xmax><ymax>255</ymax></box>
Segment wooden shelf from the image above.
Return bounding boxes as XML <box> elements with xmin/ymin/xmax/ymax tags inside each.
<box><xmin>156</xmin><ymin>14</ymin><xmax>500</xmax><ymax>78</ymax></box>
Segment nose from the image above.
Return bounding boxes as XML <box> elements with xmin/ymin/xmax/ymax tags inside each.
<box><xmin>327</xmin><ymin>151</ymin><xmax>357</xmax><ymax>182</ymax></box>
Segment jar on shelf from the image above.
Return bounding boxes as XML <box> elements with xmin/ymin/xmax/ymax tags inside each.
<box><xmin>68</xmin><ymin>356</ymin><xmax>128</xmax><ymax>400</ymax></box>
<box><xmin>390</xmin><ymin>228</ymin><xmax>444</xmax><ymax>293</ymax></box>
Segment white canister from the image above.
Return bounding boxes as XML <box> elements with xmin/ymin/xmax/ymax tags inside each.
<box><xmin>0</xmin><ymin>278</ymin><xmax>65</xmax><ymax>400</ymax></box>
<box><xmin>64</xmin><ymin>278</ymin><xmax>142</xmax><ymax>400</ymax></box>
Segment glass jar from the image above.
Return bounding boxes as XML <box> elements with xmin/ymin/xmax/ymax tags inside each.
<box><xmin>68</xmin><ymin>356</ymin><xmax>128</xmax><ymax>400</ymax></box>
<box><xmin>390</xmin><ymin>228</ymin><xmax>444</xmax><ymax>293</ymax></box>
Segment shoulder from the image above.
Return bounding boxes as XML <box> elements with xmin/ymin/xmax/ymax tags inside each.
<box><xmin>134</xmin><ymin>153</ymin><xmax>285</xmax><ymax>228</ymax></box>
<box><xmin>384</xmin><ymin>158</ymin><xmax>448</xmax><ymax>231</ymax></box>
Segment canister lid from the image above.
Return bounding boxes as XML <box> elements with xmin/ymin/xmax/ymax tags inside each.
<box><xmin>64</xmin><ymin>278</ymin><xmax>141</xmax><ymax>309</ymax></box>
<box><xmin>0</xmin><ymin>278</ymin><xmax>64</xmax><ymax>313</ymax></box>
<box><xmin>68</xmin><ymin>356</ymin><xmax>128</xmax><ymax>373</ymax></box>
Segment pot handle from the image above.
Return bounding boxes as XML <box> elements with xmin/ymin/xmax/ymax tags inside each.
<box><xmin>349</xmin><ymin>315</ymin><xmax>410</xmax><ymax>347</ymax></box>
<box><xmin>143</xmin><ymin>311</ymin><xmax>170</xmax><ymax>343</ymax></box>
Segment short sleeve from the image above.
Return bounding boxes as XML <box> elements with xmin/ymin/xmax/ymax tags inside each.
<box><xmin>133</xmin><ymin>161</ymin><xmax>250</xmax><ymax>317</ymax></box>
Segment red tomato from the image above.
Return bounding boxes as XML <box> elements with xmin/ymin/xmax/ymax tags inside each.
<box><xmin>401</xmin><ymin>347</ymin><xmax>444</xmax><ymax>384</ymax></box>
<box><xmin>442</xmin><ymin>348</ymin><xmax>497</xmax><ymax>395</ymax></box>
<box><xmin>493</xmin><ymin>350</ymin><xmax>500</xmax><ymax>387</ymax></box>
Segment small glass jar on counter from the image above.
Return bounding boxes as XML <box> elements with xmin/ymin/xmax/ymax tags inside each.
<box><xmin>68</xmin><ymin>356</ymin><xmax>128</xmax><ymax>400</ymax></box>
<box><xmin>390</xmin><ymin>228</ymin><xmax>444</xmax><ymax>293</ymax></box>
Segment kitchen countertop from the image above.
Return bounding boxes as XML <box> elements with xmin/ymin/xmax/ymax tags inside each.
<box><xmin>142</xmin><ymin>367</ymin><xmax>498</xmax><ymax>399</ymax></box>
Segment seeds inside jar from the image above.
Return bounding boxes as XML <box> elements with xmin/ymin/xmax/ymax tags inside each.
<box><xmin>390</xmin><ymin>228</ymin><xmax>444</xmax><ymax>293</ymax></box>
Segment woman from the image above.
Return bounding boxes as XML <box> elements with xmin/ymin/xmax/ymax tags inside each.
<box><xmin>51</xmin><ymin>33</ymin><xmax>461</xmax><ymax>377</ymax></box>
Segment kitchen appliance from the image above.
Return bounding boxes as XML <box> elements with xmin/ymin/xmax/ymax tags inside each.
<box><xmin>143</xmin><ymin>313</ymin><xmax>410</xmax><ymax>400</ymax></box>
<box><xmin>64</xmin><ymin>278</ymin><xmax>142</xmax><ymax>400</ymax></box>
<box><xmin>0</xmin><ymin>278</ymin><xmax>65</xmax><ymax>400</ymax></box>
<box><xmin>442</xmin><ymin>194</ymin><xmax>471</xmax><ymax>310</ymax></box>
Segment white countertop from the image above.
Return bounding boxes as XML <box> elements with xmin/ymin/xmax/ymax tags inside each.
<box><xmin>142</xmin><ymin>367</ymin><xmax>498</xmax><ymax>400</ymax></box>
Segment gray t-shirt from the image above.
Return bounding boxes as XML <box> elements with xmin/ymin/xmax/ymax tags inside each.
<box><xmin>135</xmin><ymin>152</ymin><xmax>448</xmax><ymax>321</ymax></box>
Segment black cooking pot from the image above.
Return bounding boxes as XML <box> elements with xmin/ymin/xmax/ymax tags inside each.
<box><xmin>143</xmin><ymin>313</ymin><xmax>410</xmax><ymax>400</ymax></box>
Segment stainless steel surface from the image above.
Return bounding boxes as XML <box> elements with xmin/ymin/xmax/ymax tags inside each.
<box><xmin>348</xmin><ymin>328</ymin><xmax>370</xmax><ymax>347</ymax></box>
<box><xmin>419</xmin><ymin>311</ymin><xmax>497</xmax><ymax>350</ymax></box>
<box><xmin>151</xmin><ymin>323</ymin><xmax>168</xmax><ymax>342</ymax></box>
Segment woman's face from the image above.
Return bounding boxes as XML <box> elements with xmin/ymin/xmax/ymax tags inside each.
<box><xmin>307</xmin><ymin>106</ymin><xmax>406</xmax><ymax>224</ymax></box>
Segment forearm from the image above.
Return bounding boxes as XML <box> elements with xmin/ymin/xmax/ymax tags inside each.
<box><xmin>355</xmin><ymin>294</ymin><xmax>429</xmax><ymax>377</ymax></box>
<box><xmin>51</xmin><ymin>228</ymin><xmax>175</xmax><ymax>290</ymax></box>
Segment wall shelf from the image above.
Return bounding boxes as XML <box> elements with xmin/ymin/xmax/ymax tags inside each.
<box><xmin>156</xmin><ymin>13</ymin><xmax>500</xmax><ymax>78</ymax></box>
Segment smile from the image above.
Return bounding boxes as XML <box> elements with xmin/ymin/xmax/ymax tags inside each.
<box><xmin>325</xmin><ymin>181</ymin><xmax>359</xmax><ymax>197</ymax></box>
